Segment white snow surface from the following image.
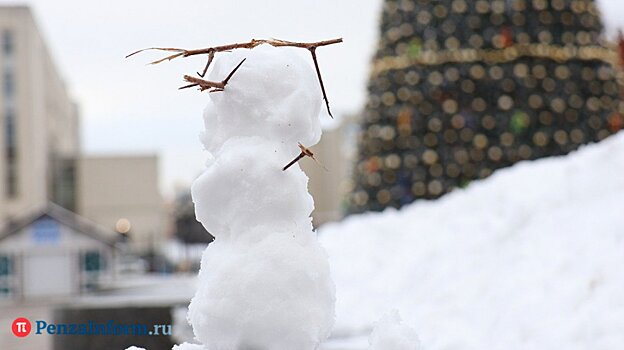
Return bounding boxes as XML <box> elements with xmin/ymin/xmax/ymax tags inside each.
<box><xmin>192</xmin><ymin>137</ymin><xmax>314</xmax><ymax>239</ymax></box>
<box><xmin>320</xmin><ymin>131</ymin><xmax>624</xmax><ymax>350</ymax></box>
<box><xmin>368</xmin><ymin>310</ymin><xmax>421</xmax><ymax>350</ymax></box>
<box><xmin>187</xmin><ymin>44</ymin><xmax>335</xmax><ymax>350</ymax></box>
<box><xmin>200</xmin><ymin>45</ymin><xmax>322</xmax><ymax>156</ymax></box>
<box><xmin>172</xmin><ymin>343</ymin><xmax>206</xmax><ymax>350</ymax></box>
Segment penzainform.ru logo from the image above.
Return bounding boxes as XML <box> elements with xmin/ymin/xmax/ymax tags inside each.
<box><xmin>12</xmin><ymin>317</ymin><xmax>172</xmax><ymax>337</ymax></box>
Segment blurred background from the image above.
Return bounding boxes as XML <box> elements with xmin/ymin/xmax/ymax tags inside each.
<box><xmin>0</xmin><ymin>0</ymin><xmax>623</xmax><ymax>349</ymax></box>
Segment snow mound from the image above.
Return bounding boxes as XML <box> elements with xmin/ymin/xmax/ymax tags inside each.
<box><xmin>368</xmin><ymin>310</ymin><xmax>421</xmax><ymax>350</ymax></box>
<box><xmin>172</xmin><ymin>343</ymin><xmax>205</xmax><ymax>350</ymax></box>
<box><xmin>321</xmin><ymin>131</ymin><xmax>624</xmax><ymax>350</ymax></box>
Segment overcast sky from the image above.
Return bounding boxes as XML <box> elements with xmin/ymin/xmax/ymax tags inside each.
<box><xmin>2</xmin><ymin>0</ymin><xmax>624</xmax><ymax>198</ymax></box>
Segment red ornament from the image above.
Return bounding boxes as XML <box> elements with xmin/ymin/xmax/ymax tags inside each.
<box><xmin>501</xmin><ymin>26</ymin><xmax>513</xmax><ymax>48</ymax></box>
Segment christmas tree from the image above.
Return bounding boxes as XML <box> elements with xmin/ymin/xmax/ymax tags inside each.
<box><xmin>349</xmin><ymin>0</ymin><xmax>624</xmax><ymax>213</ymax></box>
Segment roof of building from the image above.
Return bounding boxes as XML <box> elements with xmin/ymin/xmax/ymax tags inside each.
<box><xmin>0</xmin><ymin>202</ymin><xmax>118</xmax><ymax>246</ymax></box>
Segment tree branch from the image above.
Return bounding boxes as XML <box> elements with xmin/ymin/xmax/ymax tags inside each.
<box><xmin>197</xmin><ymin>50</ymin><xmax>216</xmax><ymax>77</ymax></box>
<box><xmin>127</xmin><ymin>38</ymin><xmax>343</xmax><ymax>117</ymax></box>
<box><xmin>308</xmin><ymin>47</ymin><xmax>333</xmax><ymax>118</ymax></box>
<box><xmin>180</xmin><ymin>59</ymin><xmax>246</xmax><ymax>92</ymax></box>
<box><xmin>282</xmin><ymin>143</ymin><xmax>327</xmax><ymax>171</ymax></box>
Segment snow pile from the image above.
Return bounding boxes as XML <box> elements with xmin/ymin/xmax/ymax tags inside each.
<box><xmin>368</xmin><ymin>310</ymin><xmax>421</xmax><ymax>350</ymax></box>
<box><xmin>175</xmin><ymin>45</ymin><xmax>335</xmax><ymax>350</ymax></box>
<box><xmin>172</xmin><ymin>344</ymin><xmax>204</xmax><ymax>350</ymax></box>
<box><xmin>321</xmin><ymin>131</ymin><xmax>624</xmax><ymax>350</ymax></box>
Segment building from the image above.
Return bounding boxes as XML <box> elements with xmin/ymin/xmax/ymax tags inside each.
<box><xmin>77</xmin><ymin>155</ymin><xmax>166</xmax><ymax>253</ymax></box>
<box><xmin>0</xmin><ymin>6</ymin><xmax>79</xmax><ymax>220</ymax></box>
<box><xmin>0</xmin><ymin>202</ymin><xmax>115</xmax><ymax>300</ymax></box>
<box><xmin>300</xmin><ymin>114</ymin><xmax>358</xmax><ymax>226</ymax></box>
<box><xmin>0</xmin><ymin>6</ymin><xmax>166</xmax><ymax>256</ymax></box>
<box><xmin>173</xmin><ymin>190</ymin><xmax>214</xmax><ymax>244</ymax></box>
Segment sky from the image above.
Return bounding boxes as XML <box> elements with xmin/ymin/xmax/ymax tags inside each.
<box><xmin>3</xmin><ymin>0</ymin><xmax>384</xmax><ymax>198</ymax></box>
<box><xmin>2</xmin><ymin>0</ymin><xmax>624</xmax><ymax>199</ymax></box>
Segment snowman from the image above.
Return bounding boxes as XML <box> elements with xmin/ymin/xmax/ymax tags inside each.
<box><xmin>176</xmin><ymin>44</ymin><xmax>335</xmax><ymax>350</ymax></box>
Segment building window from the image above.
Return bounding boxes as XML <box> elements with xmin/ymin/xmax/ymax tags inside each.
<box><xmin>3</xmin><ymin>30</ymin><xmax>16</xmax><ymax>198</ymax></box>
<box><xmin>3</xmin><ymin>71</ymin><xmax>12</xmax><ymax>98</ymax></box>
<box><xmin>81</xmin><ymin>251</ymin><xmax>105</xmax><ymax>293</ymax></box>
<box><xmin>5</xmin><ymin>111</ymin><xmax>14</xmax><ymax>148</ymax></box>
<box><xmin>6</xmin><ymin>163</ymin><xmax>17</xmax><ymax>198</ymax></box>
<box><xmin>83</xmin><ymin>251</ymin><xmax>102</xmax><ymax>272</ymax></box>
<box><xmin>2</xmin><ymin>30</ymin><xmax>13</xmax><ymax>56</ymax></box>
<box><xmin>0</xmin><ymin>255</ymin><xmax>13</xmax><ymax>298</ymax></box>
<box><xmin>0</xmin><ymin>255</ymin><xmax>11</xmax><ymax>276</ymax></box>
<box><xmin>31</xmin><ymin>217</ymin><xmax>61</xmax><ymax>244</ymax></box>
<box><xmin>51</xmin><ymin>158</ymin><xmax>76</xmax><ymax>211</ymax></box>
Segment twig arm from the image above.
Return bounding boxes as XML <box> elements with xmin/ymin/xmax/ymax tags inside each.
<box><xmin>197</xmin><ymin>51</ymin><xmax>216</xmax><ymax>77</ymax></box>
<box><xmin>126</xmin><ymin>38</ymin><xmax>343</xmax><ymax>61</ymax></box>
<box><xmin>223</xmin><ymin>59</ymin><xmax>247</xmax><ymax>85</ymax></box>
<box><xmin>181</xmin><ymin>59</ymin><xmax>246</xmax><ymax>92</ymax></box>
<box><xmin>309</xmin><ymin>48</ymin><xmax>333</xmax><ymax>118</ymax></box>
<box><xmin>283</xmin><ymin>153</ymin><xmax>305</xmax><ymax>171</ymax></box>
<box><xmin>182</xmin><ymin>75</ymin><xmax>224</xmax><ymax>91</ymax></box>
<box><xmin>127</xmin><ymin>38</ymin><xmax>343</xmax><ymax>116</ymax></box>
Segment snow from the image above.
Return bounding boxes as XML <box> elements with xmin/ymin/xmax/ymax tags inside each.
<box><xmin>192</xmin><ymin>137</ymin><xmax>315</xmax><ymax>239</ymax></box>
<box><xmin>368</xmin><ymin>310</ymin><xmax>420</xmax><ymax>350</ymax></box>
<box><xmin>199</xmin><ymin>45</ymin><xmax>322</xmax><ymax>156</ymax></box>
<box><xmin>320</xmin><ymin>131</ymin><xmax>624</xmax><ymax>350</ymax></box>
<box><xmin>172</xmin><ymin>343</ymin><xmax>205</xmax><ymax>350</ymax></box>
<box><xmin>184</xmin><ymin>44</ymin><xmax>335</xmax><ymax>350</ymax></box>
<box><xmin>125</xmin><ymin>347</ymin><xmax>146</xmax><ymax>350</ymax></box>
<box><xmin>172</xmin><ymin>305</ymin><xmax>195</xmax><ymax>344</ymax></box>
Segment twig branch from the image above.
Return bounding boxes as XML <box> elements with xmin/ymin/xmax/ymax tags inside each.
<box><xmin>180</xmin><ymin>59</ymin><xmax>246</xmax><ymax>92</ymax></box>
<box><xmin>283</xmin><ymin>153</ymin><xmax>306</xmax><ymax>171</ymax></box>
<box><xmin>127</xmin><ymin>38</ymin><xmax>343</xmax><ymax>117</ymax></box>
<box><xmin>198</xmin><ymin>51</ymin><xmax>215</xmax><ymax>77</ymax></box>
<box><xmin>308</xmin><ymin>47</ymin><xmax>332</xmax><ymax>118</ymax></box>
<box><xmin>282</xmin><ymin>143</ymin><xmax>327</xmax><ymax>171</ymax></box>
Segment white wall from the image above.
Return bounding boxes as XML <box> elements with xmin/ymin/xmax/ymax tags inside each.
<box><xmin>0</xmin><ymin>216</ymin><xmax>112</xmax><ymax>298</ymax></box>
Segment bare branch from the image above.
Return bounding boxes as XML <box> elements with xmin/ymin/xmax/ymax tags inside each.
<box><xmin>283</xmin><ymin>153</ymin><xmax>306</xmax><ymax>171</ymax></box>
<box><xmin>127</xmin><ymin>38</ymin><xmax>343</xmax><ymax>117</ymax></box>
<box><xmin>180</xmin><ymin>59</ymin><xmax>246</xmax><ymax>92</ymax></box>
<box><xmin>127</xmin><ymin>39</ymin><xmax>343</xmax><ymax>61</ymax></box>
<box><xmin>223</xmin><ymin>58</ymin><xmax>247</xmax><ymax>85</ymax></box>
<box><xmin>179</xmin><ymin>83</ymin><xmax>199</xmax><ymax>90</ymax></box>
<box><xmin>151</xmin><ymin>52</ymin><xmax>187</xmax><ymax>65</ymax></box>
<box><xmin>197</xmin><ymin>50</ymin><xmax>216</xmax><ymax>77</ymax></box>
<box><xmin>180</xmin><ymin>76</ymin><xmax>218</xmax><ymax>91</ymax></box>
<box><xmin>308</xmin><ymin>47</ymin><xmax>333</xmax><ymax>118</ymax></box>
<box><xmin>283</xmin><ymin>143</ymin><xmax>327</xmax><ymax>171</ymax></box>
<box><xmin>125</xmin><ymin>47</ymin><xmax>185</xmax><ymax>58</ymax></box>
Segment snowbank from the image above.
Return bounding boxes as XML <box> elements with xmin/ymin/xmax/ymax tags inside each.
<box><xmin>321</xmin><ymin>131</ymin><xmax>624</xmax><ymax>350</ymax></box>
<box><xmin>368</xmin><ymin>310</ymin><xmax>420</xmax><ymax>350</ymax></box>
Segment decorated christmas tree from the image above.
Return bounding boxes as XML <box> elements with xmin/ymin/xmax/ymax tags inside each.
<box><xmin>349</xmin><ymin>0</ymin><xmax>624</xmax><ymax>213</ymax></box>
